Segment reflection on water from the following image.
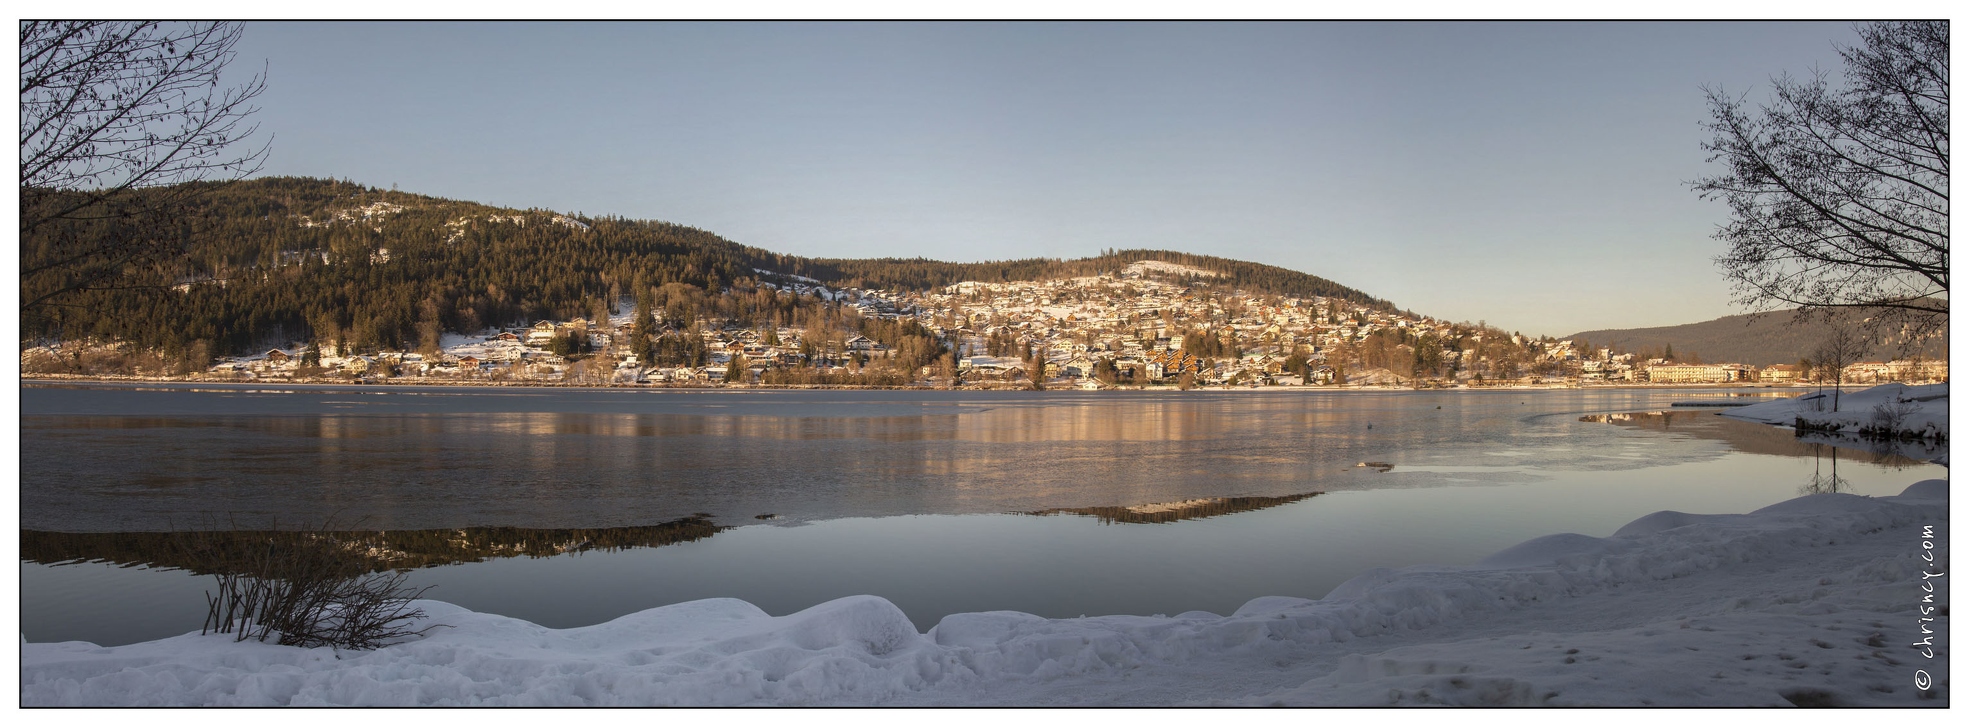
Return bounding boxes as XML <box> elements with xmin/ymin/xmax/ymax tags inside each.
<box><xmin>21</xmin><ymin>518</ymin><xmax>727</xmax><ymax>573</ymax></box>
<box><xmin>1797</xmin><ymin>443</ymin><xmax>1853</xmax><ymax>496</ymax></box>
<box><xmin>1032</xmin><ymin>492</ymin><xmax>1323</xmax><ymax>525</ymax></box>
<box><xmin>24</xmin><ymin>492</ymin><xmax>1330</xmax><ymax>574</ymax></box>
<box><xmin>26</xmin><ymin>385</ymin><xmax>1826</xmax><ymax>532</ymax></box>
<box><xmin>1579</xmin><ymin>409</ymin><xmax>1938</xmax><ymax>466</ymax></box>
<box><xmin>1795</xmin><ymin>431</ymin><xmax>1950</xmax><ymax>463</ymax></box>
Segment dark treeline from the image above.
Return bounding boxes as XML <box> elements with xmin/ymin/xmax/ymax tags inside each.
<box><xmin>23</xmin><ymin>177</ymin><xmax>1394</xmax><ymax>361</ymax></box>
<box><xmin>24</xmin><ymin>177</ymin><xmax>807</xmax><ymax>357</ymax></box>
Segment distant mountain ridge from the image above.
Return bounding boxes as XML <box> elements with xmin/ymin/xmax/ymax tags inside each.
<box><xmin>1566</xmin><ymin>310</ymin><xmax>1947</xmax><ymax>367</ymax></box>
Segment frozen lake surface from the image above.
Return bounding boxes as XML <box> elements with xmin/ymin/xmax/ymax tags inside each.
<box><xmin>21</xmin><ymin>382</ymin><xmax>1941</xmax><ymax>646</ymax></box>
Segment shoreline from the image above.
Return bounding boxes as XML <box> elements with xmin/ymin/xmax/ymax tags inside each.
<box><xmin>23</xmin><ymin>478</ymin><xmax>1950</xmax><ymax>706</ymax></box>
<box><xmin>20</xmin><ymin>373</ymin><xmax>1846</xmax><ymax>394</ymax></box>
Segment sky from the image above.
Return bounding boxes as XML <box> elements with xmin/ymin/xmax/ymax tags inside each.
<box><xmin>222</xmin><ymin>21</ymin><xmax>1864</xmax><ymax>337</ymax></box>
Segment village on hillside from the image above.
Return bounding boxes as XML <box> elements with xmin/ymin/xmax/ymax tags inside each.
<box><xmin>25</xmin><ymin>261</ymin><xmax>1948</xmax><ymax>390</ymax></box>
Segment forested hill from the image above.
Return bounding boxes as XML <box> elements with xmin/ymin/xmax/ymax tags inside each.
<box><xmin>1567</xmin><ymin>309</ymin><xmax>1947</xmax><ymax>367</ymax></box>
<box><xmin>22</xmin><ymin>177</ymin><xmax>1396</xmax><ymax>355</ymax></box>
<box><xmin>781</xmin><ymin>253</ymin><xmax>1392</xmax><ymax>309</ymax></box>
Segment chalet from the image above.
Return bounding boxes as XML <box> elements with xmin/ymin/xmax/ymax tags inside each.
<box><xmin>525</xmin><ymin>323</ymin><xmax>559</xmax><ymax>346</ymax></box>
<box><xmin>263</xmin><ymin>349</ymin><xmax>291</xmax><ymax>363</ymax></box>
<box><xmin>1757</xmin><ymin>364</ymin><xmax>1801</xmax><ymax>383</ymax></box>
<box><xmin>491</xmin><ymin>332</ymin><xmax>521</xmax><ymax>343</ymax></box>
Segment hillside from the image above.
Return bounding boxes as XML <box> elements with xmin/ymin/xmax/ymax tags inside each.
<box><xmin>785</xmin><ymin>252</ymin><xmax>1392</xmax><ymax>310</ymax></box>
<box><xmin>1567</xmin><ymin>310</ymin><xmax>1947</xmax><ymax>367</ymax></box>
<box><xmin>21</xmin><ymin>177</ymin><xmax>1397</xmax><ymax>356</ymax></box>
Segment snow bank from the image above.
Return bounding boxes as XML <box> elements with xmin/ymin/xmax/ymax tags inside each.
<box><xmin>23</xmin><ymin>481</ymin><xmax>1949</xmax><ymax>706</ymax></box>
<box><xmin>1725</xmin><ymin>383</ymin><xmax>1948</xmax><ymax>438</ymax></box>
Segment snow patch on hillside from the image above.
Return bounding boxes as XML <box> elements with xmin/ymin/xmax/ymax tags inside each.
<box><xmin>297</xmin><ymin>202</ymin><xmax>405</xmax><ymax>229</ymax></box>
<box><xmin>1124</xmin><ymin>260</ymin><xmax>1221</xmax><ymax>279</ymax></box>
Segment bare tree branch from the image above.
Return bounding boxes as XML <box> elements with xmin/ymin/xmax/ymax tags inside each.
<box><xmin>20</xmin><ymin>21</ymin><xmax>269</xmax><ymax>321</ymax></box>
<box><xmin>1692</xmin><ymin>21</ymin><xmax>1947</xmax><ymax>345</ymax></box>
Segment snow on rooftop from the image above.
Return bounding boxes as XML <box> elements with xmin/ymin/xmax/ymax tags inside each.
<box><xmin>22</xmin><ymin>477</ymin><xmax>1950</xmax><ymax>706</ymax></box>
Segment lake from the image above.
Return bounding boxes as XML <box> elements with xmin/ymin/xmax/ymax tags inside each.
<box><xmin>20</xmin><ymin>381</ymin><xmax>1943</xmax><ymax>646</ymax></box>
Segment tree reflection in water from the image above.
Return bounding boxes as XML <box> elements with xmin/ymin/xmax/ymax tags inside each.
<box><xmin>1030</xmin><ymin>492</ymin><xmax>1321</xmax><ymax>525</ymax></box>
<box><xmin>21</xmin><ymin>517</ymin><xmax>728</xmax><ymax>574</ymax></box>
<box><xmin>1799</xmin><ymin>443</ymin><xmax>1852</xmax><ymax>495</ymax></box>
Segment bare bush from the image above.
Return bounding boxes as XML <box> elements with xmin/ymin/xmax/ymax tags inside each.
<box><xmin>1863</xmin><ymin>397</ymin><xmax>1922</xmax><ymax>440</ymax></box>
<box><xmin>174</xmin><ymin>521</ymin><xmax>436</xmax><ymax>650</ymax></box>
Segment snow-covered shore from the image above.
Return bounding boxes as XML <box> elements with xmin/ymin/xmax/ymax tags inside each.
<box><xmin>22</xmin><ymin>479</ymin><xmax>1949</xmax><ymax>706</ymax></box>
<box><xmin>1724</xmin><ymin>383</ymin><xmax>1948</xmax><ymax>439</ymax></box>
<box><xmin>1722</xmin><ymin>382</ymin><xmax>1948</xmax><ymax>465</ymax></box>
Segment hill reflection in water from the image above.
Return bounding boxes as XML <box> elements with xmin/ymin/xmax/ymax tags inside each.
<box><xmin>22</xmin><ymin>492</ymin><xmax>1333</xmax><ymax>572</ymax></box>
<box><xmin>21</xmin><ymin>518</ymin><xmax>726</xmax><ymax>573</ymax></box>
<box><xmin>1031</xmin><ymin>492</ymin><xmax>1323</xmax><ymax>525</ymax></box>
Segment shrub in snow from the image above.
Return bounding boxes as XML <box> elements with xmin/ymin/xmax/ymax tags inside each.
<box><xmin>1861</xmin><ymin>397</ymin><xmax>1921</xmax><ymax>439</ymax></box>
<box><xmin>176</xmin><ymin>526</ymin><xmax>435</xmax><ymax>650</ymax></box>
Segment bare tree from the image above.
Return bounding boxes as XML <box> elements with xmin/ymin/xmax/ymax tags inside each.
<box><xmin>1812</xmin><ymin>326</ymin><xmax>1871</xmax><ymax>412</ymax></box>
<box><xmin>20</xmin><ymin>21</ymin><xmax>269</xmax><ymax>318</ymax></box>
<box><xmin>1694</xmin><ymin>21</ymin><xmax>1947</xmax><ymax>343</ymax></box>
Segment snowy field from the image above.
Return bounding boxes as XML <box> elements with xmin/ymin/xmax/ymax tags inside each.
<box><xmin>22</xmin><ymin>476</ymin><xmax>1949</xmax><ymax>706</ymax></box>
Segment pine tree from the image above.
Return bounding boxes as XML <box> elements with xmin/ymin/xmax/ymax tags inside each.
<box><xmin>631</xmin><ymin>292</ymin><xmax>656</xmax><ymax>364</ymax></box>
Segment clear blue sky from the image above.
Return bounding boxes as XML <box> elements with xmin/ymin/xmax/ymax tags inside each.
<box><xmin>227</xmin><ymin>21</ymin><xmax>1860</xmax><ymax>337</ymax></box>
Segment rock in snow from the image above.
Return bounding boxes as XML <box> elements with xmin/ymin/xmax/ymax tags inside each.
<box><xmin>22</xmin><ymin>480</ymin><xmax>1950</xmax><ymax>706</ymax></box>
